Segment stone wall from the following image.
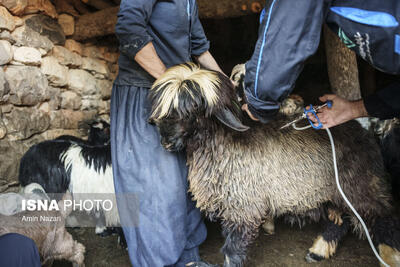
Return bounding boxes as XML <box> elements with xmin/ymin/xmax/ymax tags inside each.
<box><xmin>0</xmin><ymin>4</ymin><xmax>119</xmax><ymax>190</ymax></box>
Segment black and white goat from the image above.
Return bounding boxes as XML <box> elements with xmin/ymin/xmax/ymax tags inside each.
<box><xmin>148</xmin><ymin>63</ymin><xmax>400</xmax><ymax>267</ymax></box>
<box><xmin>18</xmin><ymin>120</ymin><xmax>123</xmax><ymax>244</ymax></box>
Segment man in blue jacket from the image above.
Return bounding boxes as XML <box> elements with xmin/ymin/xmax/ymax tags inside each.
<box><xmin>111</xmin><ymin>0</ymin><xmax>223</xmax><ymax>266</ymax></box>
<box><xmin>242</xmin><ymin>0</ymin><xmax>400</xmax><ymax>126</ymax></box>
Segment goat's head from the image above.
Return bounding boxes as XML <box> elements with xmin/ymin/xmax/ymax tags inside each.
<box><xmin>149</xmin><ymin>63</ymin><xmax>249</xmax><ymax>152</ymax></box>
<box><xmin>88</xmin><ymin>119</ymin><xmax>110</xmax><ymax>145</ymax></box>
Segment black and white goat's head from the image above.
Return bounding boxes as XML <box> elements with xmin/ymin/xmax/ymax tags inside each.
<box><xmin>87</xmin><ymin>119</ymin><xmax>110</xmax><ymax>145</ymax></box>
<box><xmin>149</xmin><ymin>63</ymin><xmax>249</xmax><ymax>152</ymax></box>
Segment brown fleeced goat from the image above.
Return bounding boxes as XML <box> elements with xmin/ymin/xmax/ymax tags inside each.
<box><xmin>0</xmin><ymin>192</ymin><xmax>85</xmax><ymax>266</ymax></box>
<box><xmin>149</xmin><ymin>63</ymin><xmax>400</xmax><ymax>267</ymax></box>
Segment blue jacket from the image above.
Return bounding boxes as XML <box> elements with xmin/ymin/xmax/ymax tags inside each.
<box><xmin>245</xmin><ymin>0</ymin><xmax>400</xmax><ymax>123</ymax></box>
<box><xmin>114</xmin><ymin>0</ymin><xmax>210</xmax><ymax>87</ymax></box>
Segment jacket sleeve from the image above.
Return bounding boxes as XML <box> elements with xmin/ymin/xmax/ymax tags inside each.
<box><xmin>244</xmin><ymin>0</ymin><xmax>330</xmax><ymax>123</ymax></box>
<box><xmin>115</xmin><ymin>0</ymin><xmax>157</xmax><ymax>61</ymax></box>
<box><xmin>364</xmin><ymin>82</ymin><xmax>400</xmax><ymax>120</ymax></box>
<box><xmin>190</xmin><ymin>0</ymin><xmax>210</xmax><ymax>56</ymax></box>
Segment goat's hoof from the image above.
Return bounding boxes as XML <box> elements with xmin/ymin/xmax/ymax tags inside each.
<box><xmin>118</xmin><ymin>235</ymin><xmax>128</xmax><ymax>250</ymax></box>
<box><xmin>305</xmin><ymin>252</ymin><xmax>324</xmax><ymax>263</ymax></box>
<box><xmin>186</xmin><ymin>261</ymin><xmax>219</xmax><ymax>267</ymax></box>
<box><xmin>95</xmin><ymin>226</ymin><xmax>111</xmax><ymax>237</ymax></box>
<box><xmin>262</xmin><ymin>220</ymin><xmax>275</xmax><ymax>235</ymax></box>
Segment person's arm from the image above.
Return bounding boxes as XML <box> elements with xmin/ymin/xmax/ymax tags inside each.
<box><xmin>134</xmin><ymin>42</ymin><xmax>166</xmax><ymax>79</ymax></box>
<box><xmin>244</xmin><ymin>0</ymin><xmax>330</xmax><ymax>123</ymax></box>
<box><xmin>314</xmin><ymin>95</ymin><xmax>368</xmax><ymax>129</ymax></box>
<box><xmin>316</xmin><ymin>82</ymin><xmax>400</xmax><ymax>128</ymax></box>
<box><xmin>194</xmin><ymin>51</ymin><xmax>224</xmax><ymax>74</ymax></box>
<box><xmin>115</xmin><ymin>0</ymin><xmax>166</xmax><ymax>79</ymax></box>
<box><xmin>189</xmin><ymin>1</ymin><xmax>219</xmax><ymax>71</ymax></box>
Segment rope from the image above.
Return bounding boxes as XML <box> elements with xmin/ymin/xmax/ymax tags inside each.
<box><xmin>292</xmin><ymin>122</ymin><xmax>390</xmax><ymax>267</ymax></box>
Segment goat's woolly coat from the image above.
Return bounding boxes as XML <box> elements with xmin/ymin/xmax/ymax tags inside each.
<box><xmin>18</xmin><ymin>122</ymin><xmax>119</xmax><ymax>229</ymax></box>
<box><xmin>149</xmin><ymin>63</ymin><xmax>400</xmax><ymax>266</ymax></box>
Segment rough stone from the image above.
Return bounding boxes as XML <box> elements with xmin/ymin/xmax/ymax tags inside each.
<box><xmin>12</xmin><ymin>46</ymin><xmax>41</xmax><ymax>65</ymax></box>
<box><xmin>0</xmin><ymin>123</ymin><xmax>6</xmax><ymax>139</ymax></box>
<box><xmin>0</xmin><ymin>40</ymin><xmax>13</xmax><ymax>65</ymax></box>
<box><xmin>0</xmin><ymin>67</ymin><xmax>10</xmax><ymax>103</ymax></box>
<box><xmin>24</xmin><ymin>0</ymin><xmax>57</xmax><ymax>19</ymax></box>
<box><xmin>13</xmin><ymin>16</ymin><xmax>23</xmax><ymax>26</ymax></box>
<box><xmin>60</xmin><ymin>90</ymin><xmax>81</xmax><ymax>110</ymax></box>
<box><xmin>3</xmin><ymin>107</ymin><xmax>50</xmax><ymax>140</ymax></box>
<box><xmin>40</xmin><ymin>56</ymin><xmax>68</xmax><ymax>87</ymax></box>
<box><xmin>103</xmin><ymin>52</ymin><xmax>118</xmax><ymax>63</ymax></box>
<box><xmin>110</xmin><ymin>63</ymin><xmax>118</xmax><ymax>74</ymax></box>
<box><xmin>98</xmin><ymin>100</ymin><xmax>110</xmax><ymax>115</ymax></box>
<box><xmin>38</xmin><ymin>101</ymin><xmax>49</xmax><ymax>113</ymax></box>
<box><xmin>96</xmin><ymin>78</ymin><xmax>112</xmax><ymax>100</ymax></box>
<box><xmin>0</xmin><ymin>31</ymin><xmax>16</xmax><ymax>44</ymax></box>
<box><xmin>1</xmin><ymin>104</ymin><xmax>13</xmax><ymax>113</ymax></box>
<box><xmin>58</xmin><ymin>14</ymin><xmax>74</xmax><ymax>36</ymax></box>
<box><xmin>0</xmin><ymin>7</ymin><xmax>16</xmax><ymax>31</ymax></box>
<box><xmin>52</xmin><ymin>45</ymin><xmax>82</xmax><ymax>67</ymax></box>
<box><xmin>11</xmin><ymin>25</ymin><xmax>53</xmax><ymax>52</ymax></box>
<box><xmin>81</xmin><ymin>98</ymin><xmax>98</xmax><ymax>111</ymax></box>
<box><xmin>8</xmin><ymin>60</ymin><xmax>24</xmax><ymax>65</ymax></box>
<box><xmin>83</xmin><ymin>46</ymin><xmax>103</xmax><ymax>59</ymax></box>
<box><xmin>68</xmin><ymin>69</ymin><xmax>97</xmax><ymax>96</ymax></box>
<box><xmin>47</xmin><ymin>86</ymin><xmax>60</xmax><ymax>110</ymax></box>
<box><xmin>81</xmin><ymin>57</ymin><xmax>109</xmax><ymax>76</ymax></box>
<box><xmin>0</xmin><ymin>136</ymin><xmax>44</xmax><ymax>183</ymax></box>
<box><xmin>38</xmin><ymin>47</ymin><xmax>47</xmax><ymax>55</ymax></box>
<box><xmin>5</xmin><ymin>65</ymin><xmax>50</xmax><ymax>106</ymax></box>
<box><xmin>40</xmin><ymin>129</ymin><xmax>82</xmax><ymax>140</ymax></box>
<box><xmin>25</xmin><ymin>14</ymin><xmax>65</xmax><ymax>45</ymax></box>
<box><xmin>65</xmin><ymin>39</ymin><xmax>82</xmax><ymax>55</ymax></box>
<box><xmin>49</xmin><ymin>109</ymin><xmax>97</xmax><ymax>129</ymax></box>
<box><xmin>0</xmin><ymin>0</ymin><xmax>28</xmax><ymax>16</ymax></box>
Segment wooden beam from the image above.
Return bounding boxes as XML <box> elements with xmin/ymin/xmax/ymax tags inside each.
<box><xmin>73</xmin><ymin>6</ymin><xmax>118</xmax><ymax>40</ymax></box>
<box><xmin>323</xmin><ymin>25</ymin><xmax>361</xmax><ymax>100</ymax></box>
<box><xmin>81</xmin><ymin>0</ymin><xmax>113</xmax><ymax>10</ymax></box>
<box><xmin>197</xmin><ymin>0</ymin><xmax>264</xmax><ymax>19</ymax></box>
<box><xmin>73</xmin><ymin>0</ymin><xmax>264</xmax><ymax>40</ymax></box>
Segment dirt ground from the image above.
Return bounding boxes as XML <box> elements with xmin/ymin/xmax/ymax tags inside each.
<box><xmin>54</xmin><ymin>219</ymin><xmax>379</xmax><ymax>267</ymax></box>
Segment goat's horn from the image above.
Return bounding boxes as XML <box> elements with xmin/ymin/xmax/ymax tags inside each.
<box><xmin>215</xmin><ymin>108</ymin><xmax>250</xmax><ymax>132</ymax></box>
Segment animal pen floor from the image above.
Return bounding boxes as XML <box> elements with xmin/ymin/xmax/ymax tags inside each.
<box><xmin>54</xmin><ymin>219</ymin><xmax>379</xmax><ymax>267</ymax></box>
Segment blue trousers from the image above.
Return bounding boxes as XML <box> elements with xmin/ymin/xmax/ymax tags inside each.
<box><xmin>0</xmin><ymin>233</ymin><xmax>41</xmax><ymax>267</ymax></box>
<box><xmin>111</xmin><ymin>84</ymin><xmax>207</xmax><ymax>267</ymax></box>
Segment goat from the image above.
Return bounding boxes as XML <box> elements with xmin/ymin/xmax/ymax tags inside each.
<box><xmin>0</xmin><ymin>183</ymin><xmax>49</xmax><ymax>216</ymax></box>
<box><xmin>381</xmin><ymin>120</ymin><xmax>400</xmax><ymax>200</ymax></box>
<box><xmin>56</xmin><ymin>119</ymin><xmax>110</xmax><ymax>146</ymax></box>
<box><xmin>148</xmin><ymin>63</ymin><xmax>400</xmax><ymax>267</ymax></box>
<box><xmin>18</xmin><ymin>120</ymin><xmax>124</xmax><ymax>246</ymax></box>
<box><xmin>0</xmin><ymin>192</ymin><xmax>85</xmax><ymax>266</ymax></box>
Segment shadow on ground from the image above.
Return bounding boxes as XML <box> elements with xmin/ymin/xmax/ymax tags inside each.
<box><xmin>54</xmin><ymin>218</ymin><xmax>378</xmax><ymax>267</ymax></box>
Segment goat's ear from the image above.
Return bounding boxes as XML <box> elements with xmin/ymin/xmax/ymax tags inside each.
<box><xmin>215</xmin><ymin>108</ymin><xmax>250</xmax><ymax>132</ymax></box>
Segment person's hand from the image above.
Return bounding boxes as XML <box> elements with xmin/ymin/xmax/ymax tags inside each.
<box><xmin>311</xmin><ymin>94</ymin><xmax>368</xmax><ymax>128</ymax></box>
<box><xmin>241</xmin><ymin>104</ymin><xmax>259</xmax><ymax>121</ymax></box>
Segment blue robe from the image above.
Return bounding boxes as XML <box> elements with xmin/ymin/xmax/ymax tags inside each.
<box><xmin>0</xmin><ymin>233</ymin><xmax>41</xmax><ymax>267</ymax></box>
<box><xmin>111</xmin><ymin>0</ymin><xmax>210</xmax><ymax>266</ymax></box>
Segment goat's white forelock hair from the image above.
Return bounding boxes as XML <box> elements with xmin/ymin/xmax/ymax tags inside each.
<box><xmin>150</xmin><ymin>63</ymin><xmax>221</xmax><ymax>120</ymax></box>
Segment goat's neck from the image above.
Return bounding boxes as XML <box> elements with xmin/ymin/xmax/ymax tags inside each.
<box><xmin>186</xmin><ymin>120</ymin><xmax>231</xmax><ymax>163</ymax></box>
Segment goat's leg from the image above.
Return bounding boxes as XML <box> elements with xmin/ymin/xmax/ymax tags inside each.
<box><xmin>261</xmin><ymin>216</ymin><xmax>275</xmax><ymax>235</ymax></box>
<box><xmin>306</xmin><ymin>211</ymin><xmax>350</xmax><ymax>262</ymax></box>
<box><xmin>372</xmin><ymin>216</ymin><xmax>400</xmax><ymax>267</ymax></box>
<box><xmin>68</xmin><ymin>240</ymin><xmax>85</xmax><ymax>267</ymax></box>
<box><xmin>221</xmin><ymin>224</ymin><xmax>258</xmax><ymax>267</ymax></box>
